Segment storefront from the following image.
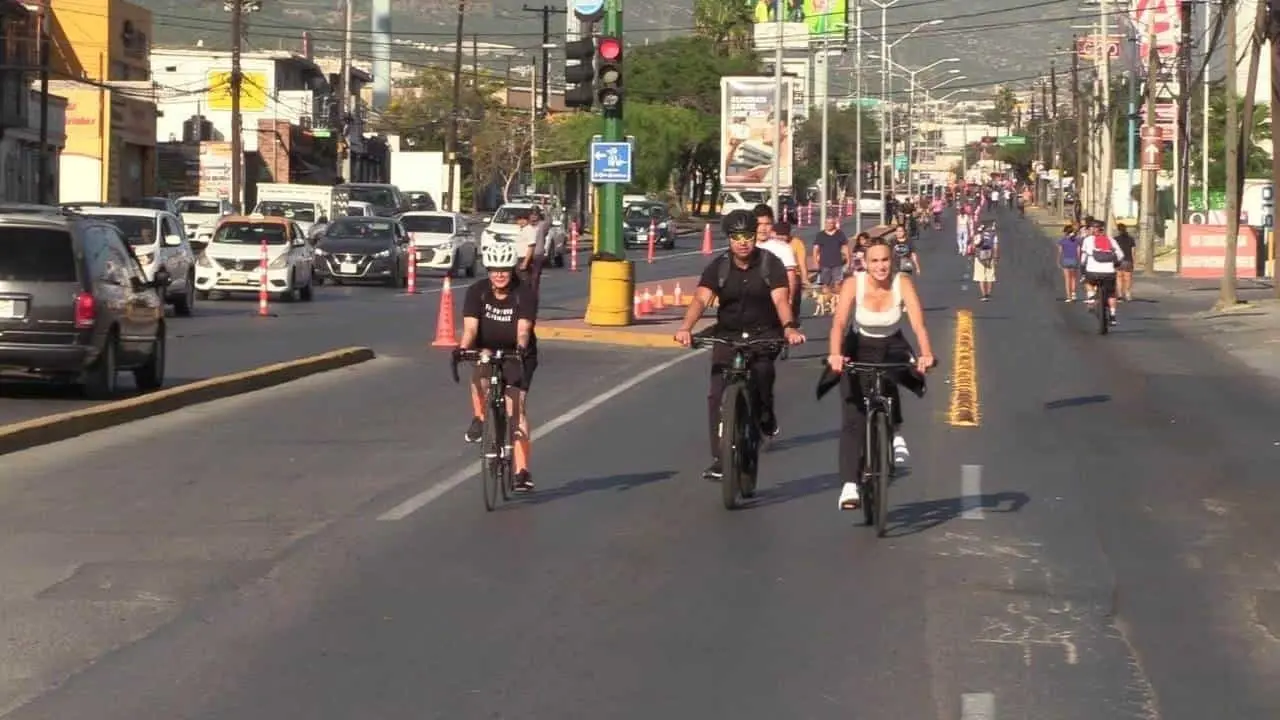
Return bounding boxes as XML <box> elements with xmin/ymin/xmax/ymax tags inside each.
<box><xmin>56</xmin><ymin>82</ymin><xmax>157</xmax><ymax>204</ymax></box>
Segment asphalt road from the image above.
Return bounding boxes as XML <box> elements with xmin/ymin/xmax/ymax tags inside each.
<box><xmin>13</xmin><ymin>208</ymin><xmax>1280</xmax><ymax>718</ymax></box>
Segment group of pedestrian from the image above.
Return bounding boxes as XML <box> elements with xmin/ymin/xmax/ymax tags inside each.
<box><xmin>1055</xmin><ymin>217</ymin><xmax>1136</xmax><ymax>326</ymax></box>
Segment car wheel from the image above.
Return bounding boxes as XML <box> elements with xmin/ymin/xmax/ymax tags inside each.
<box><xmin>466</xmin><ymin>250</ymin><xmax>477</xmax><ymax>277</ymax></box>
<box><xmin>134</xmin><ymin>326</ymin><xmax>166</xmax><ymax>391</ymax></box>
<box><xmin>399</xmin><ymin>262</ymin><xmax>409</xmax><ymax>288</ymax></box>
<box><xmin>385</xmin><ymin>266</ymin><xmax>400</xmax><ymax>288</ymax></box>
<box><xmin>552</xmin><ymin>251</ymin><xmax>565</xmax><ymax>268</ymax></box>
<box><xmin>82</xmin><ymin>331</ymin><xmax>118</xmax><ymax>400</ymax></box>
<box><xmin>299</xmin><ymin>275</ymin><xmax>314</xmax><ymax>301</ymax></box>
<box><xmin>174</xmin><ymin>275</ymin><xmax>194</xmax><ymax>316</ymax></box>
<box><xmin>196</xmin><ymin>289</ymin><xmax>211</xmax><ymax>301</ymax></box>
<box><xmin>314</xmin><ymin>275</ymin><xmax>326</xmax><ymax>286</ymax></box>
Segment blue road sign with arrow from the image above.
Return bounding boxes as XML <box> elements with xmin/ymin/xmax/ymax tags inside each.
<box><xmin>590</xmin><ymin>141</ymin><xmax>632</xmax><ymax>184</ymax></box>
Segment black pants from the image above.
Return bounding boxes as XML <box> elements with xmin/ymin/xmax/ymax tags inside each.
<box><xmin>790</xmin><ymin>286</ymin><xmax>803</xmax><ymax>324</ymax></box>
<box><xmin>522</xmin><ymin>256</ymin><xmax>545</xmax><ymax>295</ymax></box>
<box><xmin>839</xmin><ymin>331</ymin><xmax>922</xmax><ymax>484</ymax></box>
<box><xmin>707</xmin><ymin>337</ymin><xmax>781</xmax><ymax>459</ymax></box>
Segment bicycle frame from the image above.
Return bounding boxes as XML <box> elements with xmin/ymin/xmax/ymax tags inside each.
<box><xmin>451</xmin><ymin>348</ymin><xmax>524</xmax><ymax>509</ymax></box>
<box><xmin>844</xmin><ymin>359</ymin><xmax>916</xmax><ymax>536</ymax></box>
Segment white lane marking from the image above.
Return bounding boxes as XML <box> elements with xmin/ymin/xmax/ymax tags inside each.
<box><xmin>961</xmin><ymin>464</ymin><xmax>984</xmax><ymax>520</ymax></box>
<box><xmin>961</xmin><ymin>692</ymin><xmax>996</xmax><ymax>720</ymax></box>
<box><xmin>377</xmin><ymin>350</ymin><xmax>703</xmax><ymax>520</ymax></box>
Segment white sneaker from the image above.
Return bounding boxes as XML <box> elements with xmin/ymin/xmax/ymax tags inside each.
<box><xmin>893</xmin><ymin>434</ymin><xmax>909</xmax><ymax>466</ymax></box>
<box><xmin>838</xmin><ymin>482</ymin><xmax>861</xmax><ymax>510</ymax></box>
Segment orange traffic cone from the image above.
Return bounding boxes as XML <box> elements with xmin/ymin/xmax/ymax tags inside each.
<box><xmin>653</xmin><ymin>284</ymin><xmax>665</xmax><ymax>309</ymax></box>
<box><xmin>431</xmin><ymin>276</ymin><xmax>459</xmax><ymax>347</ymax></box>
<box><xmin>701</xmin><ymin>223</ymin><xmax>713</xmax><ymax>255</ymax></box>
<box><xmin>673</xmin><ymin>282</ymin><xmax>684</xmax><ymax>306</ymax></box>
<box><xmin>640</xmin><ymin>289</ymin><xmax>653</xmax><ymax>315</ymax></box>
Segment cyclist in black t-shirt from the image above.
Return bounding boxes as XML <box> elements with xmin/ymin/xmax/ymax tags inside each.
<box><xmin>459</xmin><ymin>242</ymin><xmax>540</xmax><ymax>491</ymax></box>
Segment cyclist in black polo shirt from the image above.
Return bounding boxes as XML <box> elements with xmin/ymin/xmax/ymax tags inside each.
<box><xmin>674</xmin><ymin>209</ymin><xmax>805</xmax><ymax>479</ymax></box>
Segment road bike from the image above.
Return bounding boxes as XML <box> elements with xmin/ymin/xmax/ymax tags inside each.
<box><xmin>693</xmin><ymin>334</ymin><xmax>788</xmax><ymax>510</ymax></box>
<box><xmin>452</xmin><ymin>347</ymin><xmax>526</xmax><ymax>511</ymax></box>
<box><xmin>1086</xmin><ymin>273</ymin><xmax>1114</xmax><ymax>335</ymax></box>
<box><xmin>843</xmin><ymin>359</ymin><xmax>917</xmax><ymax>537</ymax></box>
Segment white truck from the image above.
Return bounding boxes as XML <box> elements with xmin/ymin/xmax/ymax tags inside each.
<box><xmin>252</xmin><ymin>184</ymin><xmax>349</xmax><ymax>237</ymax></box>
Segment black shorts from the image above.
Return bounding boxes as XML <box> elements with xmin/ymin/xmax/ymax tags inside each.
<box><xmin>1084</xmin><ymin>273</ymin><xmax>1117</xmax><ymax>293</ymax></box>
<box><xmin>472</xmin><ymin>353</ymin><xmax>538</xmax><ymax>390</ymax></box>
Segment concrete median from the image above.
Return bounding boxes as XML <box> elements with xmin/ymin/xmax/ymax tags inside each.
<box><xmin>0</xmin><ymin>346</ymin><xmax>376</xmax><ymax>457</ymax></box>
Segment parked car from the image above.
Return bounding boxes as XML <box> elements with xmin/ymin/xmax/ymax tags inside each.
<box><xmin>72</xmin><ymin>206</ymin><xmax>198</xmax><ymax>316</ymax></box>
<box><xmin>337</xmin><ymin>183</ymin><xmax>407</xmax><ymax>217</ymax></box>
<box><xmin>405</xmin><ymin>191</ymin><xmax>436</xmax><ymax>211</ymax></box>
<box><xmin>623</xmin><ymin>202</ymin><xmax>674</xmax><ymax>249</ymax></box>
<box><xmin>718</xmin><ymin>189</ymin><xmax>769</xmax><ymax>215</ymax></box>
<box><xmin>0</xmin><ymin>204</ymin><xmax>169</xmax><ymax>398</ymax></box>
<box><xmin>399</xmin><ymin>211</ymin><xmax>478</xmax><ymax>277</ymax></box>
<box><xmin>858</xmin><ymin>190</ymin><xmax>885</xmax><ymax>217</ymax></box>
<box><xmin>479</xmin><ymin>203</ymin><xmax>566</xmax><ymax>267</ymax></box>
<box><xmin>314</xmin><ymin>217</ymin><xmax>410</xmax><ymax>287</ymax></box>
<box><xmin>196</xmin><ymin>215</ymin><xmax>315</xmax><ymax>301</ymax></box>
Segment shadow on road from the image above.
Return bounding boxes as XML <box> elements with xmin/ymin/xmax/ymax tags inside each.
<box><xmin>513</xmin><ymin>470</ymin><xmax>676</xmax><ymax>506</ymax></box>
<box><xmin>747</xmin><ymin>471</ymin><xmax>842</xmax><ymax>507</ymax></box>
<box><xmin>883</xmin><ymin>491</ymin><xmax>1030</xmax><ymax>537</ymax></box>
<box><xmin>765</xmin><ymin>429</ymin><xmax>839</xmax><ymax>452</ymax></box>
<box><xmin>1043</xmin><ymin>394</ymin><xmax>1111</xmax><ymax>410</ymax></box>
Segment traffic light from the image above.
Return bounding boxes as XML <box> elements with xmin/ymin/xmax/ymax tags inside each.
<box><xmin>596</xmin><ymin>35</ymin><xmax>622</xmax><ymax>116</ymax></box>
<box><xmin>564</xmin><ymin>38</ymin><xmax>597</xmax><ymax>109</ymax></box>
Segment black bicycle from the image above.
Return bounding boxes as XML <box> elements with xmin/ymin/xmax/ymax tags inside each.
<box><xmin>1087</xmin><ymin>273</ymin><xmax>1113</xmax><ymax>335</ymax></box>
<box><xmin>693</xmin><ymin>334</ymin><xmax>789</xmax><ymax>510</ymax></box>
<box><xmin>451</xmin><ymin>347</ymin><xmax>526</xmax><ymax>511</ymax></box>
<box><xmin>843</xmin><ymin>360</ymin><xmax>918</xmax><ymax>537</ymax></box>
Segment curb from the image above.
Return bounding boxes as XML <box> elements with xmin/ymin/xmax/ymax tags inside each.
<box><xmin>0</xmin><ymin>346</ymin><xmax>377</xmax><ymax>458</ymax></box>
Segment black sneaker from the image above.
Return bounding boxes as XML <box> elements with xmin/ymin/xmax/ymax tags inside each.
<box><xmin>759</xmin><ymin>412</ymin><xmax>779</xmax><ymax>437</ymax></box>
<box><xmin>514</xmin><ymin>470</ymin><xmax>535</xmax><ymax>492</ymax></box>
<box><xmin>702</xmin><ymin>460</ymin><xmax>723</xmax><ymax>480</ymax></box>
<box><xmin>464</xmin><ymin>417</ymin><xmax>483</xmax><ymax>443</ymax></box>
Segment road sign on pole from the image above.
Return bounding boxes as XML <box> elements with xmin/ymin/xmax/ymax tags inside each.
<box><xmin>589</xmin><ymin>141</ymin><xmax>632</xmax><ymax>183</ymax></box>
<box><xmin>1140</xmin><ymin>126</ymin><xmax>1163</xmax><ymax>171</ymax></box>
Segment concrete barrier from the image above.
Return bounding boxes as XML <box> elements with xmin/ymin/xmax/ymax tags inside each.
<box><xmin>0</xmin><ymin>346</ymin><xmax>376</xmax><ymax>457</ymax></box>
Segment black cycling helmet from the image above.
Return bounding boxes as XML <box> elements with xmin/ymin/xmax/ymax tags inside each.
<box><xmin>722</xmin><ymin>209</ymin><xmax>756</xmax><ymax>236</ymax></box>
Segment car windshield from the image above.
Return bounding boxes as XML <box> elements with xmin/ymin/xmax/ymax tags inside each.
<box><xmin>492</xmin><ymin>207</ymin><xmax>533</xmax><ymax>224</ymax></box>
<box><xmin>326</xmin><ymin>218</ymin><xmax>395</xmax><ymax>240</ymax></box>
<box><xmin>737</xmin><ymin>190</ymin><xmax>766</xmax><ymax>203</ymax></box>
<box><xmin>177</xmin><ymin>200</ymin><xmax>223</xmax><ymax>214</ymax></box>
<box><xmin>347</xmin><ymin>187</ymin><xmax>396</xmax><ymax>207</ymax></box>
<box><xmin>255</xmin><ymin>201</ymin><xmax>316</xmax><ymax>223</ymax></box>
<box><xmin>214</xmin><ymin>222</ymin><xmax>289</xmax><ymax>245</ymax></box>
<box><xmin>0</xmin><ymin>227</ymin><xmax>78</xmax><ymax>282</ymax></box>
<box><xmin>129</xmin><ymin>198</ymin><xmax>170</xmax><ymax>211</ymax></box>
<box><xmin>96</xmin><ymin>215</ymin><xmax>158</xmax><ymax>245</ymax></box>
<box><xmin>626</xmin><ymin>206</ymin><xmax>664</xmax><ymax>220</ymax></box>
<box><xmin>401</xmin><ymin>215</ymin><xmax>454</xmax><ymax>234</ymax></box>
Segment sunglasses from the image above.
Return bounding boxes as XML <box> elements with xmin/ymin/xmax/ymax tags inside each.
<box><xmin>728</xmin><ymin>233</ymin><xmax>755</xmax><ymax>243</ymax></box>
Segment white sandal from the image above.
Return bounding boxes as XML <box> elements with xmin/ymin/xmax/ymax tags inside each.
<box><xmin>838</xmin><ymin>482</ymin><xmax>861</xmax><ymax>510</ymax></box>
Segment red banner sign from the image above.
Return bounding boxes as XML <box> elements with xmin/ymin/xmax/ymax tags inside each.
<box><xmin>1178</xmin><ymin>224</ymin><xmax>1258</xmax><ymax>279</ymax></box>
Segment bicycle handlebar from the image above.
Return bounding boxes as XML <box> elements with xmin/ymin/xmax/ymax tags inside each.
<box><xmin>842</xmin><ymin>359</ymin><xmax>919</xmax><ymax>374</ymax></box>
<box><xmin>690</xmin><ymin>336</ymin><xmax>789</xmax><ymax>352</ymax></box>
<box><xmin>450</xmin><ymin>347</ymin><xmax>528</xmax><ymax>383</ymax></box>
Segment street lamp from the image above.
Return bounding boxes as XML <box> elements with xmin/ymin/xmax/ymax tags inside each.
<box><xmin>869</xmin><ymin>55</ymin><xmax>959</xmax><ymax>190</ymax></box>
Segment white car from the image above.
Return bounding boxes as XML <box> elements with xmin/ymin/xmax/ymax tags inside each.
<box><xmin>718</xmin><ymin>189</ymin><xmax>769</xmax><ymax>215</ymax></box>
<box><xmin>72</xmin><ymin>206</ymin><xmax>199</xmax><ymax>316</ymax></box>
<box><xmin>195</xmin><ymin>215</ymin><xmax>315</xmax><ymax>302</ymax></box>
<box><xmin>174</xmin><ymin>196</ymin><xmax>232</xmax><ymax>248</ymax></box>
<box><xmin>858</xmin><ymin>190</ymin><xmax>885</xmax><ymax>217</ymax></box>
<box><xmin>399</xmin><ymin>211</ymin><xmax>478</xmax><ymax>277</ymax></box>
<box><xmin>480</xmin><ymin>203</ymin><xmax>566</xmax><ymax>267</ymax></box>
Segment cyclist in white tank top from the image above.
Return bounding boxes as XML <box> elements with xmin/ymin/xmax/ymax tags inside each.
<box><xmin>853</xmin><ymin>271</ymin><xmax>903</xmax><ymax>338</ymax></box>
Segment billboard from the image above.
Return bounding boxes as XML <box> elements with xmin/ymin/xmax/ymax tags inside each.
<box><xmin>206</xmin><ymin>70</ymin><xmax>269</xmax><ymax>112</ymax></box>
<box><xmin>1130</xmin><ymin>0</ymin><xmax>1181</xmax><ymax>67</ymax></box>
<box><xmin>721</xmin><ymin>76</ymin><xmax>795</xmax><ymax>190</ymax></box>
<box><xmin>749</xmin><ymin>0</ymin><xmax>847</xmax><ymax>38</ymax></box>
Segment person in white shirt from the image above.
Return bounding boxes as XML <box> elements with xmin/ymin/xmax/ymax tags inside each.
<box><xmin>1080</xmin><ymin>221</ymin><xmax>1124</xmax><ymax>326</ymax></box>
<box><xmin>752</xmin><ymin>204</ymin><xmax>800</xmax><ymax>319</ymax></box>
<box><xmin>515</xmin><ymin>213</ymin><xmax>538</xmax><ymax>274</ymax></box>
<box><xmin>955</xmin><ymin>207</ymin><xmax>971</xmax><ymax>255</ymax></box>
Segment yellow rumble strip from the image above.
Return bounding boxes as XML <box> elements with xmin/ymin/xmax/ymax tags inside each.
<box><xmin>947</xmin><ymin>309</ymin><xmax>981</xmax><ymax>427</ymax></box>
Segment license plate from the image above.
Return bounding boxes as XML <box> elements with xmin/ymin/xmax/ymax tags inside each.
<box><xmin>339</xmin><ymin>262</ymin><xmax>358</xmax><ymax>274</ymax></box>
<box><xmin>0</xmin><ymin>299</ymin><xmax>16</xmax><ymax>318</ymax></box>
<box><xmin>229</xmin><ymin>272</ymin><xmax>252</xmax><ymax>284</ymax></box>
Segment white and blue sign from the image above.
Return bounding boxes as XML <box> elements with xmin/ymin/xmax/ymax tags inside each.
<box><xmin>573</xmin><ymin>0</ymin><xmax>604</xmax><ymax>19</ymax></box>
<box><xmin>590</xmin><ymin>141</ymin><xmax>632</xmax><ymax>184</ymax></box>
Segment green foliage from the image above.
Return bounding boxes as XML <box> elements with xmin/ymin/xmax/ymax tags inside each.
<box><xmin>692</xmin><ymin>0</ymin><xmax>756</xmax><ymax>54</ymax></box>
<box><xmin>1187</xmin><ymin>84</ymin><xmax>1271</xmax><ymax>185</ymax></box>
<box><xmin>538</xmin><ymin>104</ymin><xmax>704</xmax><ymax>193</ymax></box>
<box><xmin>983</xmin><ymin>86</ymin><xmax>1019</xmax><ymax>130</ymax></box>
<box><xmin>626</xmin><ymin>36</ymin><xmax>759</xmax><ymax>113</ymax></box>
<box><xmin>373</xmin><ymin>68</ymin><xmax>503</xmax><ymax>151</ymax></box>
<box><xmin>792</xmin><ymin>104</ymin><xmax>880</xmax><ymax>192</ymax></box>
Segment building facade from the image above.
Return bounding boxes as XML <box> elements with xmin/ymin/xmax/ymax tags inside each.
<box><xmin>1</xmin><ymin>1</ymin><xmax>69</xmax><ymax>203</ymax></box>
<box><xmin>45</xmin><ymin>0</ymin><xmax>158</xmax><ymax>203</ymax></box>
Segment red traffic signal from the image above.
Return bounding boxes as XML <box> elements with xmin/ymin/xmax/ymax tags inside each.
<box><xmin>598</xmin><ymin>37</ymin><xmax>621</xmax><ymax>62</ymax></box>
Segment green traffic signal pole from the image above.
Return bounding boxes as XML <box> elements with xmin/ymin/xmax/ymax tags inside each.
<box><xmin>584</xmin><ymin>0</ymin><xmax>632</xmax><ymax>326</ymax></box>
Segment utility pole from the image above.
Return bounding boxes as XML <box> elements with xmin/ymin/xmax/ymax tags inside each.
<box><xmin>1072</xmin><ymin>35</ymin><xmax>1084</xmax><ymax>224</ymax></box>
<box><xmin>224</xmin><ymin>0</ymin><xmax>259</xmax><ymax>211</ymax></box>
<box><xmin>1141</xmin><ymin>34</ymin><xmax>1159</xmax><ymax>274</ymax></box>
<box><xmin>445</xmin><ymin>0</ymin><xmax>465</xmax><ymax>211</ymax></box>
<box><xmin>1052</xmin><ymin>60</ymin><xmax>1063</xmax><ymax>217</ymax></box>
<box><xmin>854</xmin><ymin>0</ymin><xmax>864</xmax><ymax>233</ymax></box>
<box><xmin>1222</xmin><ymin>0</ymin><xmax>1239</xmax><ymax>307</ymax></box>
<box><xmin>1227</xmin><ymin>0</ymin><xmax>1267</xmax><ymax>305</ymax></box>
<box><xmin>529</xmin><ymin>56</ymin><xmax>537</xmax><ymax>172</ymax></box>
<box><xmin>338</xmin><ymin>0</ymin><xmax>352</xmax><ymax>184</ymax></box>
<box><xmin>36</xmin><ymin>1</ymin><xmax>50</xmax><ymax>204</ymax></box>
<box><xmin>1100</xmin><ymin>0</ymin><xmax>1114</xmax><ymax>233</ymax></box>
<box><xmin>819</xmin><ymin>33</ymin><xmax>831</xmax><ymax>229</ymax></box>
<box><xmin>1270</xmin><ymin>0</ymin><xmax>1280</xmax><ymax>296</ymax></box>
<box><xmin>522</xmin><ymin>5</ymin><xmax>567</xmax><ymax>116</ymax></box>
<box><xmin>771</xmin><ymin>0</ymin><xmax>784</xmax><ymax>215</ymax></box>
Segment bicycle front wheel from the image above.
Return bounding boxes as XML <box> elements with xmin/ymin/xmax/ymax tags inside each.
<box><xmin>1097</xmin><ymin>282</ymin><xmax>1110</xmax><ymax>335</ymax></box>
<box><xmin>874</xmin><ymin>410</ymin><xmax>893</xmax><ymax>537</ymax></box>
<box><xmin>481</xmin><ymin>402</ymin><xmax>503</xmax><ymax>511</ymax></box>
<box><xmin>718</xmin><ymin>382</ymin><xmax>748</xmax><ymax>510</ymax></box>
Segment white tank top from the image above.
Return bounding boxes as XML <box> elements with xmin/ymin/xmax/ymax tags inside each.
<box><xmin>854</xmin><ymin>272</ymin><xmax>904</xmax><ymax>338</ymax></box>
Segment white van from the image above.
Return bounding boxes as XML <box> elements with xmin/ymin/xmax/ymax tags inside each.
<box><xmin>719</xmin><ymin>189</ymin><xmax>769</xmax><ymax>215</ymax></box>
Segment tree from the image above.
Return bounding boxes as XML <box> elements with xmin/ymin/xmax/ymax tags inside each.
<box><xmin>537</xmin><ymin>104</ymin><xmax>704</xmax><ymax>194</ymax></box>
<box><xmin>1187</xmin><ymin>83</ymin><xmax>1271</xmax><ymax>189</ymax></box>
<box><xmin>373</xmin><ymin>68</ymin><xmax>502</xmax><ymax>150</ymax></box>
<box><xmin>791</xmin><ymin>104</ymin><xmax>880</xmax><ymax>195</ymax></box>
<box><xmin>692</xmin><ymin>0</ymin><xmax>755</xmax><ymax>54</ymax></box>
<box><xmin>983</xmin><ymin>86</ymin><xmax>1018</xmax><ymax>130</ymax></box>
<box><xmin>471</xmin><ymin>110</ymin><xmax>536</xmax><ymax>202</ymax></box>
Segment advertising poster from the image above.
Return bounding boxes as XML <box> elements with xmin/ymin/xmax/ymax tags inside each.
<box><xmin>721</xmin><ymin>77</ymin><xmax>795</xmax><ymax>190</ymax></box>
<box><xmin>748</xmin><ymin>0</ymin><xmax>847</xmax><ymax>37</ymax></box>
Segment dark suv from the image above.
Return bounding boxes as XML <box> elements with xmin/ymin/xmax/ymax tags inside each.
<box><xmin>0</xmin><ymin>205</ymin><xmax>170</xmax><ymax>398</ymax></box>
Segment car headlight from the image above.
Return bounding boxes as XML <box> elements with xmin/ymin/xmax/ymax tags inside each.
<box><xmin>196</xmin><ymin>253</ymin><xmax>212</xmax><ymax>268</ymax></box>
<box><xmin>269</xmin><ymin>253</ymin><xmax>291</xmax><ymax>269</ymax></box>
<box><xmin>373</xmin><ymin>249</ymin><xmax>391</xmax><ymax>258</ymax></box>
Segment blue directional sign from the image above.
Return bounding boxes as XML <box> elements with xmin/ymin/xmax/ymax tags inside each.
<box><xmin>573</xmin><ymin>0</ymin><xmax>604</xmax><ymax>18</ymax></box>
<box><xmin>590</xmin><ymin>141</ymin><xmax>632</xmax><ymax>184</ymax></box>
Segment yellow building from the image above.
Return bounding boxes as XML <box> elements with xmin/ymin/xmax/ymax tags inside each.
<box><xmin>47</xmin><ymin>0</ymin><xmax>157</xmax><ymax>203</ymax></box>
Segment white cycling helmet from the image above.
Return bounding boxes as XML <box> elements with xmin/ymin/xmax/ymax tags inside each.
<box><xmin>482</xmin><ymin>241</ymin><xmax>519</xmax><ymax>270</ymax></box>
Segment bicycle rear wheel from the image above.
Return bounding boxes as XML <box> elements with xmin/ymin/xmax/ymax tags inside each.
<box><xmin>718</xmin><ymin>383</ymin><xmax>748</xmax><ymax>510</ymax></box>
<box><xmin>874</xmin><ymin>411</ymin><xmax>893</xmax><ymax>537</ymax></box>
<box><xmin>1097</xmin><ymin>281</ymin><xmax>1110</xmax><ymax>335</ymax></box>
<box><xmin>481</xmin><ymin>403</ymin><xmax>503</xmax><ymax>511</ymax></box>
